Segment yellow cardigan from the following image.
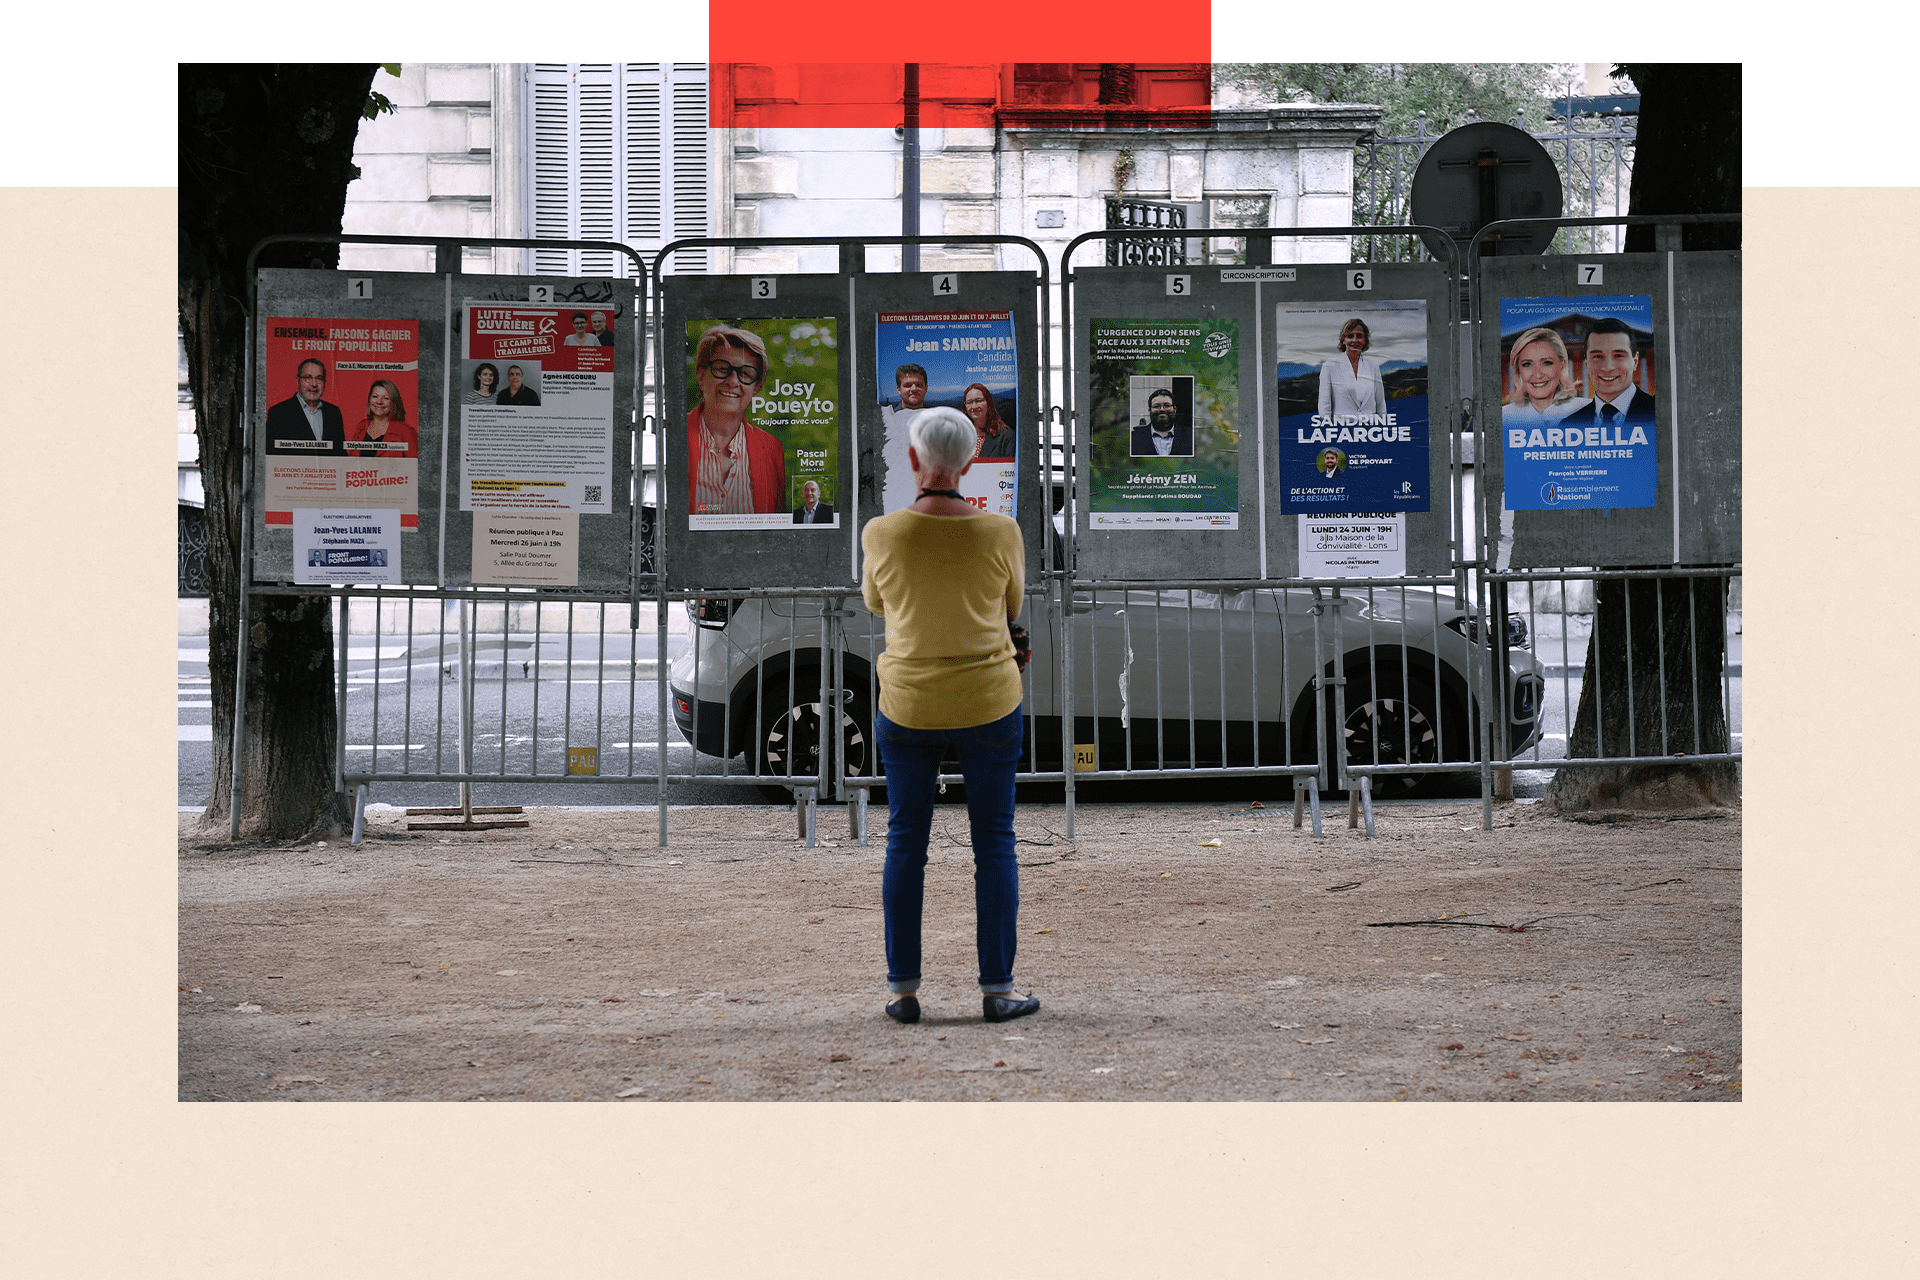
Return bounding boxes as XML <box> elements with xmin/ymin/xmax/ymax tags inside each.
<box><xmin>860</xmin><ymin>509</ymin><xmax>1025</xmax><ymax>730</ymax></box>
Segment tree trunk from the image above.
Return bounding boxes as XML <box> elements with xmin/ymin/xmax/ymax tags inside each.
<box><xmin>180</xmin><ymin>64</ymin><xmax>379</xmax><ymax>841</ymax></box>
<box><xmin>1544</xmin><ymin>575</ymin><xmax>1738</xmax><ymax>811</ymax></box>
<box><xmin>1547</xmin><ymin>63</ymin><xmax>1740</xmax><ymax>813</ymax></box>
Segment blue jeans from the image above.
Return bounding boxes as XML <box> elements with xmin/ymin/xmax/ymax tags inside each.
<box><xmin>876</xmin><ymin>705</ymin><xmax>1024</xmax><ymax>995</ymax></box>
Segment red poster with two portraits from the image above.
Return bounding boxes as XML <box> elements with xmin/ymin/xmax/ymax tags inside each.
<box><xmin>260</xmin><ymin>317</ymin><xmax>421</xmax><ymax>527</ymax></box>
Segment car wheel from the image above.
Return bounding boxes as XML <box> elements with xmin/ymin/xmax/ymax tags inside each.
<box><xmin>1328</xmin><ymin>668</ymin><xmax>1471</xmax><ymax>799</ymax></box>
<box><xmin>753</xmin><ymin>676</ymin><xmax>872</xmax><ymax>804</ymax></box>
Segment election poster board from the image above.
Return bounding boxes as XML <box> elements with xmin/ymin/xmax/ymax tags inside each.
<box><xmin>873</xmin><ymin>310</ymin><xmax>1018</xmax><ymax>518</ymax></box>
<box><xmin>1087</xmin><ymin>319</ymin><xmax>1240</xmax><ymax>528</ymax></box>
<box><xmin>683</xmin><ymin>317</ymin><xmax>841</xmax><ymax>531</ymax></box>
<box><xmin>1499</xmin><ymin>295</ymin><xmax>1657</xmax><ymax>511</ymax></box>
<box><xmin>1273</xmin><ymin>300</ymin><xmax>1430</xmax><ymax>517</ymax></box>
<box><xmin>459</xmin><ymin>304</ymin><xmax>616</xmax><ymax>515</ymax></box>
<box><xmin>261</xmin><ymin>317</ymin><xmax>421</xmax><ymax>529</ymax></box>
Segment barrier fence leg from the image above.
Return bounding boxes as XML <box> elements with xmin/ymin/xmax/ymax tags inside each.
<box><xmin>799</xmin><ymin>787</ymin><xmax>818</xmax><ymax>848</ymax></box>
<box><xmin>1293</xmin><ymin>781</ymin><xmax>1305</xmax><ymax>829</ymax></box>
<box><xmin>350</xmin><ymin>783</ymin><xmax>368</xmax><ymax>846</ymax></box>
<box><xmin>1308</xmin><ymin>776</ymin><xmax>1323</xmax><ymax>838</ymax></box>
<box><xmin>1361</xmin><ymin>776</ymin><xmax>1374</xmax><ymax>838</ymax></box>
<box><xmin>852</xmin><ymin>787</ymin><xmax>868</xmax><ymax>845</ymax></box>
<box><xmin>1347</xmin><ymin>787</ymin><xmax>1360</xmax><ymax>829</ymax></box>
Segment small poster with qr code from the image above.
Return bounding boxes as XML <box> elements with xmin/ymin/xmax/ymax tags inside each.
<box><xmin>459</xmin><ymin>303</ymin><xmax>616</xmax><ymax>514</ymax></box>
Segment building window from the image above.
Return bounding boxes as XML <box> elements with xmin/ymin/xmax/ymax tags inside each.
<box><xmin>527</xmin><ymin>64</ymin><xmax>710</xmax><ymax>276</ymax></box>
<box><xmin>1205</xmin><ymin>195</ymin><xmax>1272</xmax><ymax>265</ymax></box>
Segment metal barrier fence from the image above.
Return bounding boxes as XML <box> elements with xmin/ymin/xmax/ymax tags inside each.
<box><xmin>230</xmin><ymin>228</ymin><xmax>1737</xmax><ymax>849</ymax></box>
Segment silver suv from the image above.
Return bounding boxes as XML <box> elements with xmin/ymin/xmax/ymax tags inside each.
<box><xmin>669</xmin><ymin>583</ymin><xmax>1544</xmax><ymax>801</ymax></box>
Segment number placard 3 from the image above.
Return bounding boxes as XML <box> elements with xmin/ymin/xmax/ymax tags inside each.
<box><xmin>750</xmin><ymin>277</ymin><xmax>777</xmax><ymax>300</ymax></box>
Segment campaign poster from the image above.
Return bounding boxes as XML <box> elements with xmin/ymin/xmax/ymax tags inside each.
<box><xmin>472</xmin><ymin>512</ymin><xmax>579</xmax><ymax>587</ymax></box>
<box><xmin>684</xmin><ymin>318</ymin><xmax>840</xmax><ymax>531</ymax></box>
<box><xmin>873</xmin><ymin>310</ymin><xmax>1018</xmax><ymax>518</ymax></box>
<box><xmin>292</xmin><ymin>510</ymin><xmax>400</xmax><ymax>585</ymax></box>
<box><xmin>1273</xmin><ymin>300</ymin><xmax>1429</xmax><ymax>516</ymax></box>
<box><xmin>1297</xmin><ymin>513</ymin><xmax>1406</xmax><ymax>578</ymax></box>
<box><xmin>1087</xmin><ymin>319</ymin><xmax>1239</xmax><ymax>528</ymax></box>
<box><xmin>1499</xmin><ymin>295</ymin><xmax>1658</xmax><ymax>511</ymax></box>
<box><xmin>460</xmin><ymin>304</ymin><xmax>616</xmax><ymax>514</ymax></box>
<box><xmin>261</xmin><ymin>317</ymin><xmax>421</xmax><ymax>529</ymax></box>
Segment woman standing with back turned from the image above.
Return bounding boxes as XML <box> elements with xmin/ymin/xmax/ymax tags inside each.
<box><xmin>860</xmin><ymin>407</ymin><xmax>1038</xmax><ymax>1025</ymax></box>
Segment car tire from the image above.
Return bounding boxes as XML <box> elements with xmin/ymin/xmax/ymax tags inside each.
<box><xmin>752</xmin><ymin>670</ymin><xmax>873</xmax><ymax>804</ymax></box>
<box><xmin>1325</xmin><ymin>665</ymin><xmax>1472</xmax><ymax>799</ymax></box>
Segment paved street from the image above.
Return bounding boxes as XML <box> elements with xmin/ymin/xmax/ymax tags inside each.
<box><xmin>180</xmin><ymin>613</ymin><xmax>1742</xmax><ymax>810</ymax></box>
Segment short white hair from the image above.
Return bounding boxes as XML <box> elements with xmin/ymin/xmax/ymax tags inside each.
<box><xmin>910</xmin><ymin>407</ymin><xmax>976</xmax><ymax>472</ymax></box>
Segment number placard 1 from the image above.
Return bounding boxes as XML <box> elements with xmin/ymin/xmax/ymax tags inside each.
<box><xmin>1577</xmin><ymin>263</ymin><xmax>1605</xmax><ymax>286</ymax></box>
<box><xmin>1166</xmin><ymin>274</ymin><xmax>1191</xmax><ymax>296</ymax></box>
<box><xmin>528</xmin><ymin>284</ymin><xmax>554</xmax><ymax>303</ymax></box>
<box><xmin>932</xmin><ymin>273</ymin><xmax>958</xmax><ymax>296</ymax></box>
<box><xmin>1346</xmin><ymin>269</ymin><xmax>1372</xmax><ymax>291</ymax></box>
<box><xmin>347</xmin><ymin>278</ymin><xmax>373</xmax><ymax>299</ymax></box>
<box><xmin>750</xmin><ymin>277</ymin><xmax>777</xmax><ymax>300</ymax></box>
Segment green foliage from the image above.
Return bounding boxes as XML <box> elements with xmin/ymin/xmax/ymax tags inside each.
<box><xmin>364</xmin><ymin>64</ymin><xmax>402</xmax><ymax>120</ymax></box>
<box><xmin>1214</xmin><ymin>63</ymin><xmax>1573</xmax><ymax>136</ymax></box>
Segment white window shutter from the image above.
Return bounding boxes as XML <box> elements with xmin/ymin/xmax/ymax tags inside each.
<box><xmin>532</xmin><ymin>63</ymin><xmax>709</xmax><ymax>279</ymax></box>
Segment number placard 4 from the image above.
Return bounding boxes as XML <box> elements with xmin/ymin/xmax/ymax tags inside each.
<box><xmin>751</xmin><ymin>277</ymin><xmax>777</xmax><ymax>300</ymax></box>
<box><xmin>932</xmin><ymin>273</ymin><xmax>958</xmax><ymax>296</ymax></box>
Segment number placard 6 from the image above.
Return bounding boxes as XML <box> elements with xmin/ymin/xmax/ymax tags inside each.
<box><xmin>1346</xmin><ymin>269</ymin><xmax>1372</xmax><ymax>292</ymax></box>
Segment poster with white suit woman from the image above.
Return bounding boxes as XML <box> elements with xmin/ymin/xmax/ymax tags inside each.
<box><xmin>1317</xmin><ymin>317</ymin><xmax>1386</xmax><ymax>420</ymax></box>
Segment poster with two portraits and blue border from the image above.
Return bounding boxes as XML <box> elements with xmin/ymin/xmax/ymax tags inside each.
<box><xmin>1499</xmin><ymin>295</ymin><xmax>1658</xmax><ymax>511</ymax></box>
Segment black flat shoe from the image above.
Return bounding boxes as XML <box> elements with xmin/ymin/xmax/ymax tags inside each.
<box><xmin>982</xmin><ymin>993</ymin><xmax>1039</xmax><ymax>1023</ymax></box>
<box><xmin>886</xmin><ymin>995</ymin><xmax>920</xmax><ymax>1024</ymax></box>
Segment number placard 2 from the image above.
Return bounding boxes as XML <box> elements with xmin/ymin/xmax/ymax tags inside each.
<box><xmin>1166</xmin><ymin>274</ymin><xmax>1191</xmax><ymax>296</ymax></box>
<box><xmin>528</xmin><ymin>284</ymin><xmax>554</xmax><ymax>303</ymax></box>
<box><xmin>750</xmin><ymin>277</ymin><xmax>777</xmax><ymax>300</ymax></box>
<box><xmin>932</xmin><ymin>273</ymin><xmax>958</xmax><ymax>296</ymax></box>
<box><xmin>1346</xmin><ymin>269</ymin><xmax>1372</xmax><ymax>292</ymax></box>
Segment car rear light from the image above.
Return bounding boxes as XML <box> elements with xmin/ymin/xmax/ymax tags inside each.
<box><xmin>687</xmin><ymin>597</ymin><xmax>741</xmax><ymax>628</ymax></box>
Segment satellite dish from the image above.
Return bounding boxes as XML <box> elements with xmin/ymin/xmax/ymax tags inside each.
<box><xmin>1409</xmin><ymin>122</ymin><xmax>1564</xmax><ymax>257</ymax></box>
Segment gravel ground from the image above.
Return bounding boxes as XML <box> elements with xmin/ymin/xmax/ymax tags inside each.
<box><xmin>178</xmin><ymin>799</ymin><xmax>1740</xmax><ymax>1102</ymax></box>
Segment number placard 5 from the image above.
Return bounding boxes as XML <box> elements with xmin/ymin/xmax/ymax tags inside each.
<box><xmin>751</xmin><ymin>277</ymin><xmax>777</xmax><ymax>300</ymax></box>
<box><xmin>1346</xmin><ymin>269</ymin><xmax>1372</xmax><ymax>291</ymax></box>
<box><xmin>1166</xmin><ymin>274</ymin><xmax>1191</xmax><ymax>296</ymax></box>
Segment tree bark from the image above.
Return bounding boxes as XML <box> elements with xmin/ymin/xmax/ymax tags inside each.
<box><xmin>1547</xmin><ymin>63</ymin><xmax>1740</xmax><ymax>813</ymax></box>
<box><xmin>180</xmin><ymin>64</ymin><xmax>379</xmax><ymax>840</ymax></box>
